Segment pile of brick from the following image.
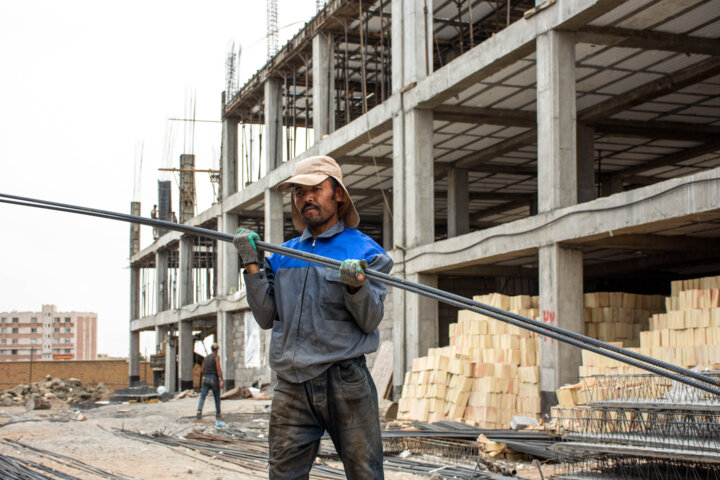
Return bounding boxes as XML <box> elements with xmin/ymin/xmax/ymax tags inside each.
<box><xmin>556</xmin><ymin>275</ymin><xmax>720</xmax><ymax>408</ymax></box>
<box><xmin>583</xmin><ymin>292</ymin><xmax>665</xmax><ymax>347</ymax></box>
<box><xmin>397</xmin><ymin>294</ymin><xmax>541</xmax><ymax>428</ymax></box>
<box><xmin>0</xmin><ymin>375</ymin><xmax>110</xmax><ymax>407</ymax></box>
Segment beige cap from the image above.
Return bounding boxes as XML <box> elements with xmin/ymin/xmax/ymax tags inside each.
<box><xmin>211</xmin><ymin>343</ymin><xmax>219</xmax><ymax>351</ymax></box>
<box><xmin>277</xmin><ymin>155</ymin><xmax>359</xmax><ymax>232</ymax></box>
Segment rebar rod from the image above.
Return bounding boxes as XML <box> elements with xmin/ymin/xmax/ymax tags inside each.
<box><xmin>2</xmin><ymin>192</ymin><xmax>719</xmax><ymax>396</ymax></box>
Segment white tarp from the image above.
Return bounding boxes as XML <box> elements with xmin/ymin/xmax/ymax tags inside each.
<box><xmin>244</xmin><ymin>310</ymin><xmax>261</xmax><ymax>368</ymax></box>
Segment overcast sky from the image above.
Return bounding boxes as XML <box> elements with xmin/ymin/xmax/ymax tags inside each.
<box><xmin>0</xmin><ymin>1</ymin><xmax>316</xmax><ymax>357</ymax></box>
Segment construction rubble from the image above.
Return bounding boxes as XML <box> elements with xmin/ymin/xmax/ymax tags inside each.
<box><xmin>0</xmin><ymin>375</ymin><xmax>110</xmax><ymax>407</ymax></box>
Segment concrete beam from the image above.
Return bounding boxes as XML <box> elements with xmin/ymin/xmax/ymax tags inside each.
<box><xmin>402</xmin><ymin>167</ymin><xmax>720</xmax><ymax>275</ymax></box>
<box><xmin>579</xmin><ymin>57</ymin><xmax>720</xmax><ymax>122</ymax></box>
<box><xmin>412</xmin><ymin>0</ymin><xmax>626</xmax><ymax>109</ymax></box>
<box><xmin>454</xmin><ymin>130</ymin><xmax>536</xmax><ymax>170</ymax></box>
<box><xmin>575</xmin><ymin>25</ymin><xmax>720</xmax><ymax>56</ymax></box>
<box><xmin>434</xmin><ymin>105</ymin><xmax>535</xmax><ymax>127</ymax></box>
<box><xmin>614</xmin><ymin>140</ymin><xmax>720</xmax><ymax>178</ymax></box>
<box><xmin>581</xmin><ymin>233</ymin><xmax>720</xmax><ymax>252</ymax></box>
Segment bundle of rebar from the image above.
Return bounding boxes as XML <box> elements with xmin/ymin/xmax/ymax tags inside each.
<box><xmin>0</xmin><ymin>453</ymin><xmax>84</xmax><ymax>480</ymax></box>
<box><xmin>111</xmin><ymin>427</ymin><xmax>519</xmax><ymax>479</ymax></box>
<box><xmin>1</xmin><ymin>439</ymin><xmax>136</xmax><ymax>480</ymax></box>
<box><xmin>3</xmin><ymin>192</ymin><xmax>720</xmax><ymax>398</ymax></box>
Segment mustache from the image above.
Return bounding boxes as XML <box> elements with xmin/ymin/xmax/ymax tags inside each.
<box><xmin>302</xmin><ymin>202</ymin><xmax>320</xmax><ymax>213</ymax></box>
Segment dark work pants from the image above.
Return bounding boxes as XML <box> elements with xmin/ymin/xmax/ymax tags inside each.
<box><xmin>269</xmin><ymin>356</ymin><xmax>384</xmax><ymax>479</ymax></box>
<box><xmin>197</xmin><ymin>374</ymin><xmax>221</xmax><ymax>416</ymax></box>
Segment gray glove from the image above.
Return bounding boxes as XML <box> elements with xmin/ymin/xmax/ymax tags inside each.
<box><xmin>233</xmin><ymin>228</ymin><xmax>262</xmax><ymax>267</ymax></box>
<box><xmin>339</xmin><ymin>259</ymin><xmax>368</xmax><ymax>287</ymax></box>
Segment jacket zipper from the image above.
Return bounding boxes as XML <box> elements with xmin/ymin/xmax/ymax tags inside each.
<box><xmin>291</xmin><ymin>238</ymin><xmax>315</xmax><ymax>382</ymax></box>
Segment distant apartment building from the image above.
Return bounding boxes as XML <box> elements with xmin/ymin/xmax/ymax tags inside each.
<box><xmin>0</xmin><ymin>305</ymin><xmax>97</xmax><ymax>361</ymax></box>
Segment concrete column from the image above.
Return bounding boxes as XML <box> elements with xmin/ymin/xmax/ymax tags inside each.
<box><xmin>217</xmin><ymin>310</ymin><xmax>235</xmax><ymax>390</ymax></box>
<box><xmin>221</xmin><ymin>117</ymin><xmax>239</xmax><ymax>199</ymax></box>
<box><xmin>312</xmin><ymin>32</ymin><xmax>335</xmax><ymax>141</ymax></box>
<box><xmin>265</xmin><ymin>190</ymin><xmax>284</xmax><ymax>246</ymax></box>
<box><xmin>178</xmin><ymin>320</ymin><xmax>194</xmax><ymax>391</ymax></box>
<box><xmin>129</xmin><ymin>201</ymin><xmax>142</xmax><ymax>385</ymax></box>
<box><xmin>129</xmin><ymin>330</ymin><xmax>140</xmax><ymax>386</ymax></box>
<box><xmin>539</xmin><ymin>244</ymin><xmax>583</xmax><ymax>412</ymax></box>
<box><xmin>218</xmin><ymin>214</ymin><xmax>239</xmax><ymax>296</ymax></box>
<box><xmin>165</xmin><ymin>331</ymin><xmax>178</xmax><ymax>392</ymax></box>
<box><xmin>403</xmin><ymin>108</ymin><xmax>435</xmax><ymax>248</ymax></box>
<box><xmin>178</xmin><ymin>236</ymin><xmax>193</xmax><ymax>306</ymax></box>
<box><xmin>391</xmin><ymin>106</ymin><xmax>437</xmax><ymax>397</ymax></box>
<box><xmin>264</xmin><ymin>78</ymin><xmax>283</xmax><ymax>170</ymax></box>
<box><xmin>179</xmin><ymin>154</ymin><xmax>196</xmax><ymax>223</ymax></box>
<box><xmin>156</xmin><ymin>250</ymin><xmax>168</xmax><ymax>313</ymax></box>
<box><xmin>536</xmin><ymin>30</ymin><xmax>577</xmax><ymax>213</ymax></box>
<box><xmin>405</xmin><ymin>273</ymin><xmax>438</xmax><ymax>363</ymax></box>
<box><xmin>155</xmin><ymin>325</ymin><xmax>169</xmax><ymax>354</ymax></box>
<box><xmin>382</xmin><ymin>203</ymin><xmax>393</xmax><ymax>251</ymax></box>
<box><xmin>447</xmin><ymin>167</ymin><xmax>469</xmax><ymax>237</ymax></box>
<box><xmin>129</xmin><ymin>266</ymin><xmax>140</xmax><ymax>385</ymax></box>
<box><xmin>130</xmin><ymin>202</ymin><xmax>140</xmax><ymax>257</ymax></box>
<box><xmin>577</xmin><ymin>124</ymin><xmax>596</xmax><ymax>203</ymax></box>
<box><xmin>391</xmin><ymin>0</ymin><xmax>434</xmax><ymax>92</ymax></box>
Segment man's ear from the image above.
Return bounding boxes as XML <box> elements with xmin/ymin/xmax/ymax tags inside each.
<box><xmin>334</xmin><ymin>185</ymin><xmax>344</xmax><ymax>203</ymax></box>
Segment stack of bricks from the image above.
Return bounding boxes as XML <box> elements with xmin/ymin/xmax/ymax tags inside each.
<box><xmin>557</xmin><ymin>275</ymin><xmax>720</xmax><ymax>408</ymax></box>
<box><xmin>641</xmin><ymin>275</ymin><xmax>720</xmax><ymax>369</ymax></box>
<box><xmin>397</xmin><ymin>293</ymin><xmax>541</xmax><ymax>428</ymax></box>
<box><xmin>583</xmin><ymin>292</ymin><xmax>664</xmax><ymax>347</ymax></box>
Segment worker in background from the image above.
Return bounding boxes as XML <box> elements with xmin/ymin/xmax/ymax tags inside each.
<box><xmin>196</xmin><ymin>343</ymin><xmax>224</xmax><ymax>420</ymax></box>
<box><xmin>234</xmin><ymin>155</ymin><xmax>392</xmax><ymax>479</ymax></box>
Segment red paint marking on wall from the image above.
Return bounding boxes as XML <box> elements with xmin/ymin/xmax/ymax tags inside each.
<box><xmin>542</xmin><ymin>310</ymin><xmax>556</xmax><ymax>344</ymax></box>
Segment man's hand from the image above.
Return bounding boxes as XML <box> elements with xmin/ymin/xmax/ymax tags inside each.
<box><xmin>234</xmin><ymin>228</ymin><xmax>262</xmax><ymax>267</ymax></box>
<box><xmin>339</xmin><ymin>259</ymin><xmax>368</xmax><ymax>288</ymax></box>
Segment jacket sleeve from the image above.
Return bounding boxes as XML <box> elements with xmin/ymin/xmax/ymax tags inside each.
<box><xmin>343</xmin><ymin>252</ymin><xmax>393</xmax><ymax>334</ymax></box>
<box><xmin>243</xmin><ymin>257</ymin><xmax>278</xmax><ymax>330</ymax></box>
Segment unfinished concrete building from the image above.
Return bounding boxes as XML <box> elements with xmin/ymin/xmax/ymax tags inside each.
<box><xmin>128</xmin><ymin>0</ymin><xmax>720</xmax><ymax>409</ymax></box>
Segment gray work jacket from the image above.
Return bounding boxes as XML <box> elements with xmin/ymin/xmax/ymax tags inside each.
<box><xmin>244</xmin><ymin>221</ymin><xmax>393</xmax><ymax>383</ymax></box>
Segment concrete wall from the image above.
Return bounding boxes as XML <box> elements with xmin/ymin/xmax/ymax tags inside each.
<box><xmin>0</xmin><ymin>360</ymin><xmax>152</xmax><ymax>390</ymax></box>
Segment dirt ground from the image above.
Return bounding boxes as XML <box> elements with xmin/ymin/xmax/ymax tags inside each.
<box><xmin>0</xmin><ymin>396</ymin><xmax>555</xmax><ymax>479</ymax></box>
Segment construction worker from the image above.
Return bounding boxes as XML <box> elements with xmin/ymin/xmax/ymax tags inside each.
<box><xmin>196</xmin><ymin>343</ymin><xmax>224</xmax><ymax>420</ymax></box>
<box><xmin>234</xmin><ymin>155</ymin><xmax>392</xmax><ymax>479</ymax></box>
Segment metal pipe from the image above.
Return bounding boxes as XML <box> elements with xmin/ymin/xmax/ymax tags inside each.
<box><xmin>1</xmin><ymin>192</ymin><xmax>719</xmax><ymax>395</ymax></box>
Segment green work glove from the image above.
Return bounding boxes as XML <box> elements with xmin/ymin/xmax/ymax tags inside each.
<box><xmin>339</xmin><ymin>259</ymin><xmax>368</xmax><ymax>288</ymax></box>
<box><xmin>233</xmin><ymin>228</ymin><xmax>262</xmax><ymax>267</ymax></box>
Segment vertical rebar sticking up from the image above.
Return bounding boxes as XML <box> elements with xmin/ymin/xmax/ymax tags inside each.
<box><xmin>316</xmin><ymin>0</ymin><xmax>326</xmax><ymax>12</ymax></box>
<box><xmin>267</xmin><ymin>0</ymin><xmax>278</xmax><ymax>60</ymax></box>
<box><xmin>225</xmin><ymin>42</ymin><xmax>238</xmax><ymax>104</ymax></box>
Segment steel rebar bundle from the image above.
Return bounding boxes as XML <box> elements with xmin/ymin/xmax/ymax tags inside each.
<box><xmin>1</xmin><ymin>439</ymin><xmax>136</xmax><ymax>480</ymax></box>
<box><xmin>2</xmin><ymin>192</ymin><xmax>720</xmax><ymax>397</ymax></box>
<box><xmin>0</xmin><ymin>453</ymin><xmax>85</xmax><ymax>480</ymax></box>
<box><xmin>111</xmin><ymin>427</ymin><xmax>518</xmax><ymax>479</ymax></box>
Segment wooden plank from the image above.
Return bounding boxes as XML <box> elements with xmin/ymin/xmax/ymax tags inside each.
<box><xmin>371</xmin><ymin>340</ymin><xmax>393</xmax><ymax>399</ymax></box>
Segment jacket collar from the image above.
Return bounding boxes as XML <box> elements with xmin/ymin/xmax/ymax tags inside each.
<box><xmin>300</xmin><ymin>219</ymin><xmax>345</xmax><ymax>243</ymax></box>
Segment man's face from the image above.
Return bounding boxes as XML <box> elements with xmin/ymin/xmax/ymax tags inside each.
<box><xmin>293</xmin><ymin>178</ymin><xmax>343</xmax><ymax>229</ymax></box>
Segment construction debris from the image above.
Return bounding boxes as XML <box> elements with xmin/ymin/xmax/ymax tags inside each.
<box><xmin>0</xmin><ymin>375</ymin><xmax>110</xmax><ymax>407</ymax></box>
